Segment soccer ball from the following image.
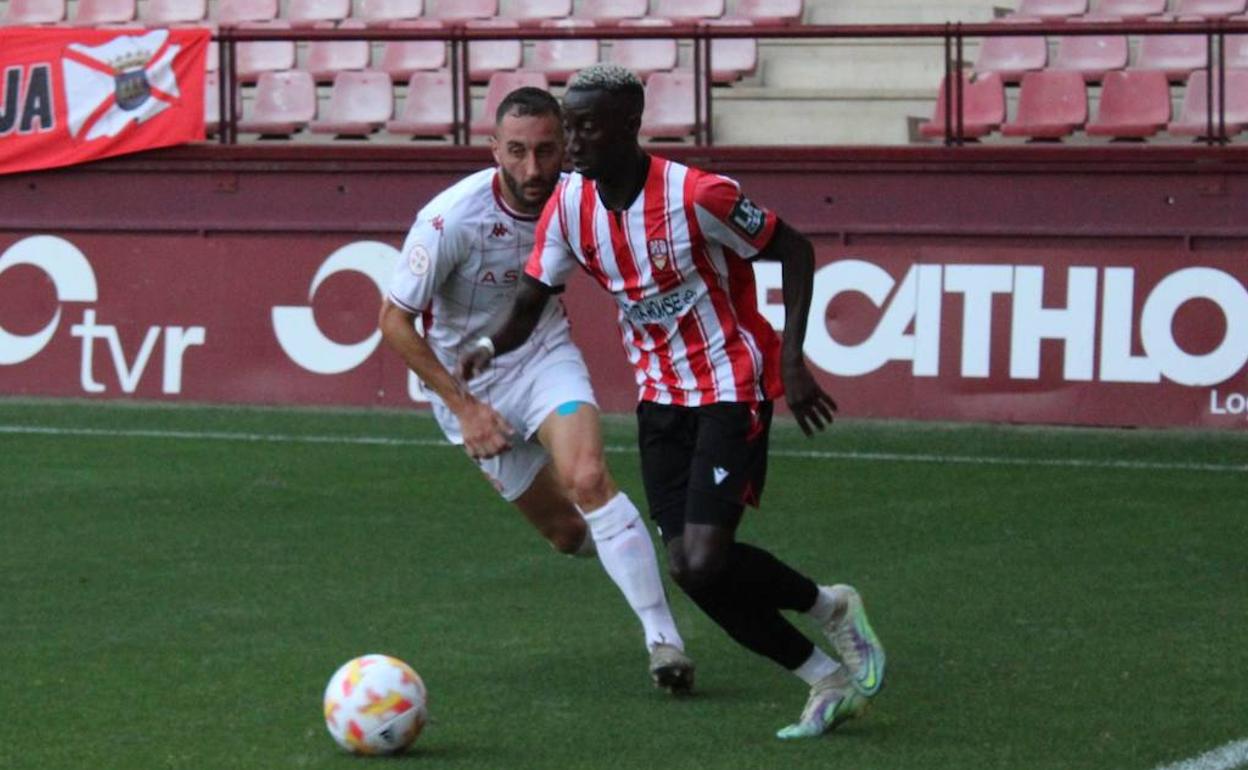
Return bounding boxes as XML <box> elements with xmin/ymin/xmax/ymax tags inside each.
<box><xmin>322</xmin><ymin>654</ymin><xmax>428</xmax><ymax>755</ymax></box>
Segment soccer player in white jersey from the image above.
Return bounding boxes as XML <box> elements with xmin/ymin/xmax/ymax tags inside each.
<box><xmin>459</xmin><ymin>66</ymin><xmax>887</xmax><ymax>739</ymax></box>
<box><xmin>378</xmin><ymin>87</ymin><xmax>694</xmax><ymax>693</ymax></box>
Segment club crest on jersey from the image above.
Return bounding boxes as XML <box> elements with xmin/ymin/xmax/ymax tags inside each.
<box><xmin>406</xmin><ymin>243</ymin><xmax>431</xmax><ymax>276</ymax></box>
<box><xmin>646</xmin><ymin>239</ymin><xmax>670</xmax><ymax>271</ymax></box>
<box><xmin>729</xmin><ymin>195</ymin><xmax>766</xmax><ymax>238</ymax></box>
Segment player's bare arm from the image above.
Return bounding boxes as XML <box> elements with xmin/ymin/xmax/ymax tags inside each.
<box><xmin>379</xmin><ymin>298</ymin><xmax>513</xmax><ymax>459</ymax></box>
<box><xmin>756</xmin><ymin>220</ymin><xmax>838</xmax><ymax>436</ymax></box>
<box><xmin>457</xmin><ymin>274</ymin><xmax>554</xmax><ymax>382</ymax></box>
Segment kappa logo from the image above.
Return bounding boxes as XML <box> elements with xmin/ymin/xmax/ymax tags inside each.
<box><xmin>647</xmin><ymin>239</ymin><xmax>670</xmax><ymax>271</ymax></box>
<box><xmin>430</xmin><ymin>215</ymin><xmax>444</xmax><ymax>232</ymax></box>
<box><xmin>62</xmin><ymin>29</ymin><xmax>183</xmax><ymax>141</ymax></box>
<box><xmin>489</xmin><ymin>223</ymin><xmax>510</xmax><ymax>239</ymax></box>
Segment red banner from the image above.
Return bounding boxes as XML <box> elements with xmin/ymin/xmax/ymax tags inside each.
<box><xmin>0</xmin><ymin>27</ymin><xmax>208</xmax><ymax>175</ymax></box>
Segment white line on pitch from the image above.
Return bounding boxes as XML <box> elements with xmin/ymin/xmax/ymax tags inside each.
<box><xmin>1</xmin><ymin>424</ymin><xmax>1244</xmax><ymax>474</ymax></box>
<box><xmin>1154</xmin><ymin>738</ymin><xmax>1248</xmax><ymax>770</ymax></box>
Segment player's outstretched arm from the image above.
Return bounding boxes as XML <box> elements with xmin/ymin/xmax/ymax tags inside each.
<box><xmin>379</xmin><ymin>298</ymin><xmax>513</xmax><ymax>458</ymax></box>
<box><xmin>757</xmin><ymin>220</ymin><xmax>838</xmax><ymax>436</ymax></box>
<box><xmin>458</xmin><ymin>274</ymin><xmax>553</xmax><ymax>381</ymax></box>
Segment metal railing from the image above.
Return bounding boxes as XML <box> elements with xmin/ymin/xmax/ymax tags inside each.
<box><xmin>211</xmin><ymin>18</ymin><xmax>1248</xmax><ymax>147</ymax></box>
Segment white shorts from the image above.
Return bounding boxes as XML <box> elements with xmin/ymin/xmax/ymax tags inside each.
<box><xmin>431</xmin><ymin>341</ymin><xmax>598</xmax><ymax>502</ymax></box>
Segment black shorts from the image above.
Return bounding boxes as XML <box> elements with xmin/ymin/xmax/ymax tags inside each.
<box><xmin>636</xmin><ymin>400</ymin><xmax>773</xmax><ymax>543</ymax></box>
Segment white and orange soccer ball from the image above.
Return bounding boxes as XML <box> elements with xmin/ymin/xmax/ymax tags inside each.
<box><xmin>322</xmin><ymin>654</ymin><xmax>428</xmax><ymax>755</ymax></box>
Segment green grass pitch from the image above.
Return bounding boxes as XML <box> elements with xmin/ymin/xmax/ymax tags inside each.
<box><xmin>1</xmin><ymin>399</ymin><xmax>1245</xmax><ymax>770</ymax></box>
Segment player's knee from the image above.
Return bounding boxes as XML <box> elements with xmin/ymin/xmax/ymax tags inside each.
<box><xmin>566</xmin><ymin>457</ymin><xmax>612</xmax><ymax>509</ymax></box>
<box><xmin>670</xmin><ymin>542</ymin><xmax>727</xmax><ymax>592</ymax></box>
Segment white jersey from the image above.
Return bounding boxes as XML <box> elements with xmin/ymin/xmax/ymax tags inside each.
<box><xmin>388</xmin><ymin>167</ymin><xmax>573</xmax><ymax>394</ymax></box>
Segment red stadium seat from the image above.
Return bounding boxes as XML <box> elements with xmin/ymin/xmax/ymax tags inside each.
<box><xmin>3</xmin><ymin>0</ymin><xmax>65</xmax><ymax>24</ymax></box>
<box><xmin>575</xmin><ymin>0</ymin><xmax>647</xmax><ymax>24</ymax></box>
<box><xmin>1174</xmin><ymin>0</ymin><xmax>1247</xmax><ymax>17</ymax></box>
<box><xmin>378</xmin><ymin>20</ymin><xmax>447</xmax><ymax>79</ymax></box>
<box><xmin>973</xmin><ymin>17</ymin><xmax>1047</xmax><ymax>83</ymax></box>
<box><xmin>387</xmin><ymin>69</ymin><xmax>456</xmax><ymax>136</ymax></box>
<box><xmin>356</xmin><ymin>0</ymin><xmax>423</xmax><ymax>26</ymax></box>
<box><xmin>214</xmin><ymin>0</ymin><xmax>277</xmax><ymax>25</ymax></box>
<box><xmin>609</xmin><ymin>19</ymin><xmax>679</xmax><ymax>78</ymax></box>
<box><xmin>532</xmin><ymin>19</ymin><xmax>600</xmax><ymax>83</ymax></box>
<box><xmin>504</xmin><ymin>0</ymin><xmax>572</xmax><ymax>25</ymax></box>
<box><xmin>238</xmin><ymin>69</ymin><xmax>317</xmax><ymax>136</ymax></box>
<box><xmin>1051</xmin><ymin>31</ymin><xmax>1128</xmax><ymax>81</ymax></box>
<box><xmin>305</xmin><ymin>19</ymin><xmax>371</xmax><ymax>81</ymax></box>
<box><xmin>1132</xmin><ymin>25</ymin><xmax>1208</xmax><ymax>81</ymax></box>
<box><xmin>1168</xmin><ymin>68</ymin><xmax>1248</xmax><ymax>136</ymax></box>
<box><xmin>1096</xmin><ymin>0</ymin><xmax>1166</xmax><ymax>18</ymax></box>
<box><xmin>142</xmin><ymin>0</ymin><xmax>205</xmax><ymax>24</ymax></box>
<box><xmin>1227</xmin><ymin>29</ymin><xmax>1248</xmax><ymax>68</ymax></box>
<box><xmin>655</xmin><ymin>0</ymin><xmax>724</xmax><ymax>23</ymax></box>
<box><xmin>427</xmin><ymin>0</ymin><xmax>497</xmax><ymax>22</ymax></box>
<box><xmin>1085</xmin><ymin>69</ymin><xmax>1171</xmax><ymax>138</ymax></box>
<box><xmin>309</xmin><ymin>70</ymin><xmax>394</xmax><ymax>136</ymax></box>
<box><xmin>1001</xmin><ymin>70</ymin><xmax>1088</xmax><ymax>139</ymax></box>
<box><xmin>640</xmin><ymin>70</ymin><xmax>697</xmax><ymax>139</ymax></box>
<box><xmin>285</xmin><ymin>0</ymin><xmax>350</xmax><ymax>27</ymax></box>
<box><xmin>470</xmin><ymin>70</ymin><xmax>549</xmax><ymax>135</ymax></box>
<box><xmin>1017</xmin><ymin>0</ymin><xmax>1088</xmax><ymax>17</ymax></box>
<box><xmin>731</xmin><ymin>0</ymin><xmax>803</xmax><ymax>25</ymax></box>
<box><xmin>72</xmin><ymin>0</ymin><xmax>135</xmax><ymax>25</ymax></box>
<box><xmin>235</xmin><ymin>21</ymin><xmax>296</xmax><ymax>81</ymax></box>
<box><xmin>704</xmin><ymin>18</ymin><xmax>758</xmax><ymax>83</ymax></box>
<box><xmin>918</xmin><ymin>72</ymin><xmax>1006</xmax><ymax>140</ymax></box>
<box><xmin>466</xmin><ymin>19</ymin><xmax>524</xmax><ymax>82</ymax></box>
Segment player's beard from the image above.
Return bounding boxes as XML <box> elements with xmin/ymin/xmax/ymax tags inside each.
<box><xmin>500</xmin><ymin>166</ymin><xmax>554</xmax><ymax>215</ymax></box>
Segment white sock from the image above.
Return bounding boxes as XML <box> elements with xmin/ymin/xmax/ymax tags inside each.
<box><xmin>793</xmin><ymin>647</ymin><xmax>840</xmax><ymax>686</ymax></box>
<box><xmin>806</xmin><ymin>585</ymin><xmax>843</xmax><ymax>625</ymax></box>
<box><xmin>582</xmin><ymin>492</ymin><xmax>684</xmax><ymax>652</ymax></box>
<box><xmin>571</xmin><ymin>529</ymin><xmax>597</xmax><ymax>558</ymax></box>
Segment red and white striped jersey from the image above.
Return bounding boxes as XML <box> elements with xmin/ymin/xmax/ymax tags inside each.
<box><xmin>526</xmin><ymin>155</ymin><xmax>784</xmax><ymax>406</ymax></box>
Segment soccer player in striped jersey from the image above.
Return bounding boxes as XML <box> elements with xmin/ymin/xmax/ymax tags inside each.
<box><xmin>378</xmin><ymin>87</ymin><xmax>694</xmax><ymax>694</ymax></box>
<box><xmin>459</xmin><ymin>65</ymin><xmax>887</xmax><ymax>739</ymax></box>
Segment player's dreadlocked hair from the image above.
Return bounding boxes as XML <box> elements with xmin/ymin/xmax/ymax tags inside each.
<box><xmin>566</xmin><ymin>63</ymin><xmax>645</xmax><ymax>116</ymax></box>
<box><xmin>495</xmin><ymin>86</ymin><xmax>561</xmax><ymax>125</ymax></box>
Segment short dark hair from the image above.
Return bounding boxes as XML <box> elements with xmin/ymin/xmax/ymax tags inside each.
<box><xmin>495</xmin><ymin>86</ymin><xmax>561</xmax><ymax>125</ymax></box>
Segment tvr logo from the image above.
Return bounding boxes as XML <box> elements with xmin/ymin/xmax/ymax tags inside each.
<box><xmin>271</xmin><ymin>242</ymin><xmax>427</xmax><ymax>402</ymax></box>
<box><xmin>0</xmin><ymin>235</ymin><xmax>205</xmax><ymax>394</ymax></box>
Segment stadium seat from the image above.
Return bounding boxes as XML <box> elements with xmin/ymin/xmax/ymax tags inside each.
<box><xmin>575</xmin><ymin>0</ymin><xmax>646</xmax><ymax>24</ymax></box>
<box><xmin>609</xmin><ymin>19</ymin><xmax>679</xmax><ymax>78</ymax></box>
<box><xmin>655</xmin><ymin>0</ymin><xmax>724</xmax><ymax>23</ymax></box>
<box><xmin>532</xmin><ymin>19</ymin><xmax>600</xmax><ymax>83</ymax></box>
<box><xmin>426</xmin><ymin>0</ymin><xmax>497</xmax><ymax>22</ymax></box>
<box><xmin>503</xmin><ymin>0</ymin><xmax>571</xmax><ymax>25</ymax></box>
<box><xmin>387</xmin><ymin>69</ymin><xmax>456</xmax><ymax>136</ymax></box>
<box><xmin>3</xmin><ymin>0</ymin><xmax>65</xmax><ymax>23</ymax></box>
<box><xmin>1227</xmin><ymin>30</ymin><xmax>1248</xmax><ymax>68</ymax></box>
<box><xmin>237</xmin><ymin>69</ymin><xmax>317</xmax><ymax>136</ymax></box>
<box><xmin>470</xmin><ymin>70</ymin><xmax>549</xmax><ymax>135</ymax></box>
<box><xmin>204</xmin><ymin>70</ymin><xmax>220</xmax><ymax>136</ymax></box>
<box><xmin>1096</xmin><ymin>0</ymin><xmax>1167</xmax><ymax>18</ymax></box>
<box><xmin>309</xmin><ymin>70</ymin><xmax>394</xmax><ymax>136</ymax></box>
<box><xmin>731</xmin><ymin>0</ymin><xmax>803</xmax><ymax>25</ymax></box>
<box><xmin>214</xmin><ymin>0</ymin><xmax>276</xmax><ymax>25</ymax></box>
<box><xmin>1168</xmin><ymin>68</ymin><xmax>1248</xmax><ymax>136</ymax></box>
<box><xmin>235</xmin><ymin>21</ymin><xmax>296</xmax><ymax>81</ymax></box>
<box><xmin>285</xmin><ymin>0</ymin><xmax>350</xmax><ymax>27</ymax></box>
<box><xmin>1133</xmin><ymin>26</ymin><xmax>1208</xmax><ymax>81</ymax></box>
<box><xmin>704</xmin><ymin>18</ymin><xmax>758</xmax><ymax>83</ymax></box>
<box><xmin>973</xmin><ymin>17</ymin><xmax>1048</xmax><ymax>83</ymax></box>
<box><xmin>1017</xmin><ymin>0</ymin><xmax>1088</xmax><ymax>17</ymax></box>
<box><xmin>305</xmin><ymin>20</ymin><xmax>371</xmax><ymax>81</ymax></box>
<box><xmin>466</xmin><ymin>19</ymin><xmax>524</xmax><ymax>82</ymax></box>
<box><xmin>1050</xmin><ymin>31</ymin><xmax>1128</xmax><ymax>81</ymax></box>
<box><xmin>1174</xmin><ymin>0</ymin><xmax>1247</xmax><ymax>17</ymax></box>
<box><xmin>918</xmin><ymin>72</ymin><xmax>1006</xmax><ymax>140</ymax></box>
<box><xmin>356</xmin><ymin>0</ymin><xmax>423</xmax><ymax>26</ymax></box>
<box><xmin>142</xmin><ymin>0</ymin><xmax>206</xmax><ymax>24</ymax></box>
<box><xmin>378</xmin><ymin>20</ymin><xmax>447</xmax><ymax>79</ymax></box>
<box><xmin>1085</xmin><ymin>69</ymin><xmax>1171</xmax><ymax>138</ymax></box>
<box><xmin>72</xmin><ymin>0</ymin><xmax>135</xmax><ymax>26</ymax></box>
<box><xmin>640</xmin><ymin>70</ymin><xmax>697</xmax><ymax>139</ymax></box>
<box><xmin>1001</xmin><ymin>70</ymin><xmax>1088</xmax><ymax>139</ymax></box>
